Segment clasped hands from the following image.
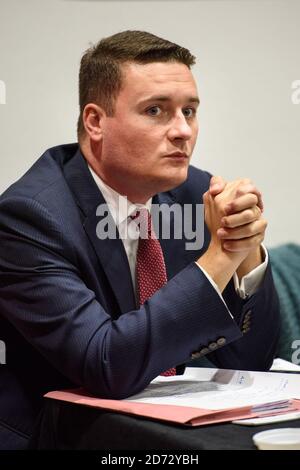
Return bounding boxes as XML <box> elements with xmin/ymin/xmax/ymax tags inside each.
<box><xmin>199</xmin><ymin>176</ymin><xmax>267</xmax><ymax>291</ymax></box>
<box><xmin>204</xmin><ymin>175</ymin><xmax>266</xmax><ymax>256</ymax></box>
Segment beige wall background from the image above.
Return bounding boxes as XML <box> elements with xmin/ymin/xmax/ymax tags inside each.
<box><xmin>0</xmin><ymin>0</ymin><xmax>299</xmax><ymax>247</ymax></box>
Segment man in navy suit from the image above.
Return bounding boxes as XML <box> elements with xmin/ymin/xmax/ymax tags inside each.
<box><xmin>0</xmin><ymin>31</ymin><xmax>280</xmax><ymax>449</ymax></box>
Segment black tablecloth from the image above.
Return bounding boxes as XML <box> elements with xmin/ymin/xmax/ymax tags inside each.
<box><xmin>30</xmin><ymin>399</ymin><xmax>300</xmax><ymax>450</ymax></box>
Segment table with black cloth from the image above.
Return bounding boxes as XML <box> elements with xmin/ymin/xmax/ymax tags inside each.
<box><xmin>29</xmin><ymin>398</ymin><xmax>300</xmax><ymax>450</ymax></box>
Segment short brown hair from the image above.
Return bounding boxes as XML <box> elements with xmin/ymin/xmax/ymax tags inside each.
<box><xmin>77</xmin><ymin>30</ymin><xmax>196</xmax><ymax>139</ymax></box>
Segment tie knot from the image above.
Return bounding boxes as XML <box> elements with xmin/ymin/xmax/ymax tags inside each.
<box><xmin>130</xmin><ymin>208</ymin><xmax>152</xmax><ymax>238</ymax></box>
<box><xmin>130</xmin><ymin>207</ymin><xmax>148</xmax><ymax>220</ymax></box>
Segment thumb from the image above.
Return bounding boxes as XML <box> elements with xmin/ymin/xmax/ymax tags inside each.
<box><xmin>209</xmin><ymin>175</ymin><xmax>227</xmax><ymax>196</ymax></box>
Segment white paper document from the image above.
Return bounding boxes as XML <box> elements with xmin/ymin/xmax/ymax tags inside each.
<box><xmin>126</xmin><ymin>367</ymin><xmax>300</xmax><ymax>411</ymax></box>
<box><xmin>233</xmin><ymin>410</ymin><xmax>300</xmax><ymax>426</ymax></box>
<box><xmin>270</xmin><ymin>357</ymin><xmax>300</xmax><ymax>372</ymax></box>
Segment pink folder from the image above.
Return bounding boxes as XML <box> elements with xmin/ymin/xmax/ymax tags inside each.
<box><xmin>45</xmin><ymin>388</ymin><xmax>300</xmax><ymax>427</ymax></box>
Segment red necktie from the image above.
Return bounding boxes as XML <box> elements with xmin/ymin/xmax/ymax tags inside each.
<box><xmin>133</xmin><ymin>208</ymin><xmax>176</xmax><ymax>376</ymax></box>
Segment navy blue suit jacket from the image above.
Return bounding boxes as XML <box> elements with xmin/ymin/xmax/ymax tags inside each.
<box><xmin>0</xmin><ymin>144</ymin><xmax>280</xmax><ymax>448</ymax></box>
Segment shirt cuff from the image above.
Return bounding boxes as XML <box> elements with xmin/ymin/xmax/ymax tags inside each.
<box><xmin>195</xmin><ymin>261</ymin><xmax>233</xmax><ymax>319</ymax></box>
<box><xmin>233</xmin><ymin>244</ymin><xmax>268</xmax><ymax>299</ymax></box>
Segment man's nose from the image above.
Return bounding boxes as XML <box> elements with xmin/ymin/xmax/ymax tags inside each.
<box><xmin>167</xmin><ymin>113</ymin><xmax>193</xmax><ymax>141</ymax></box>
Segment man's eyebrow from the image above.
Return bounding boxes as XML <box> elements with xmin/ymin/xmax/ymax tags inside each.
<box><xmin>138</xmin><ymin>95</ymin><xmax>200</xmax><ymax>105</ymax></box>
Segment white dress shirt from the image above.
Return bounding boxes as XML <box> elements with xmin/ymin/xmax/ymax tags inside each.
<box><xmin>89</xmin><ymin>166</ymin><xmax>268</xmax><ymax>307</ymax></box>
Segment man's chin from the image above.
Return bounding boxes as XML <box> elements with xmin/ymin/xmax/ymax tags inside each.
<box><xmin>158</xmin><ymin>166</ymin><xmax>189</xmax><ymax>192</ymax></box>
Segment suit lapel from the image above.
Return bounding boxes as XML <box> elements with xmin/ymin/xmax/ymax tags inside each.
<box><xmin>63</xmin><ymin>148</ymin><xmax>136</xmax><ymax>313</ymax></box>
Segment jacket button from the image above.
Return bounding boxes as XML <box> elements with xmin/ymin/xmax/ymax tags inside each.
<box><xmin>208</xmin><ymin>342</ymin><xmax>218</xmax><ymax>351</ymax></box>
<box><xmin>244</xmin><ymin>310</ymin><xmax>252</xmax><ymax>320</ymax></box>
<box><xmin>191</xmin><ymin>351</ymin><xmax>202</xmax><ymax>359</ymax></box>
<box><xmin>242</xmin><ymin>327</ymin><xmax>250</xmax><ymax>334</ymax></box>
<box><xmin>217</xmin><ymin>337</ymin><xmax>226</xmax><ymax>346</ymax></box>
<box><xmin>199</xmin><ymin>347</ymin><xmax>210</xmax><ymax>356</ymax></box>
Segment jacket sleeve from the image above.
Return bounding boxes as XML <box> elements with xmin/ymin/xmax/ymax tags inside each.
<box><xmin>211</xmin><ymin>263</ymin><xmax>281</xmax><ymax>371</ymax></box>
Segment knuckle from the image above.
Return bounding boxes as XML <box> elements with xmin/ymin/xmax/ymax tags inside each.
<box><xmin>211</xmin><ymin>175</ymin><xmax>222</xmax><ymax>185</ymax></box>
<box><xmin>256</xmin><ymin>233</ymin><xmax>265</xmax><ymax>245</ymax></box>
<box><xmin>241</xmin><ymin>178</ymin><xmax>251</xmax><ymax>185</ymax></box>
<box><xmin>248</xmin><ymin>223</ymin><xmax>256</xmax><ymax>236</ymax></box>
<box><xmin>220</xmin><ymin>206</ymin><xmax>227</xmax><ymax>217</ymax></box>
<box><xmin>247</xmin><ymin>194</ymin><xmax>259</xmax><ymax>207</ymax></box>
<box><xmin>237</xmin><ymin>187</ymin><xmax>246</xmax><ymax>197</ymax></box>
<box><xmin>256</xmin><ymin>234</ymin><xmax>264</xmax><ymax>246</ymax></box>
<box><xmin>222</xmin><ymin>217</ymin><xmax>229</xmax><ymax>227</ymax></box>
<box><xmin>244</xmin><ymin>209</ymin><xmax>254</xmax><ymax>222</ymax></box>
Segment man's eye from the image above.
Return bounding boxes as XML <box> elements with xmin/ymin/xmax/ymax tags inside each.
<box><xmin>146</xmin><ymin>106</ymin><xmax>162</xmax><ymax>116</ymax></box>
<box><xmin>183</xmin><ymin>107</ymin><xmax>196</xmax><ymax>118</ymax></box>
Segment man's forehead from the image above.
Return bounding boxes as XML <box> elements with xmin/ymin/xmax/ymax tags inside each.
<box><xmin>122</xmin><ymin>60</ymin><xmax>195</xmax><ymax>80</ymax></box>
<box><xmin>121</xmin><ymin>61</ymin><xmax>198</xmax><ymax>98</ymax></box>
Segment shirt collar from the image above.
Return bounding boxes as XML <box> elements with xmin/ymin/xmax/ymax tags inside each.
<box><xmin>88</xmin><ymin>165</ymin><xmax>152</xmax><ymax>226</ymax></box>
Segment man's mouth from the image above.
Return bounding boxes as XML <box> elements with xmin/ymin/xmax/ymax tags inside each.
<box><xmin>164</xmin><ymin>152</ymin><xmax>188</xmax><ymax>159</ymax></box>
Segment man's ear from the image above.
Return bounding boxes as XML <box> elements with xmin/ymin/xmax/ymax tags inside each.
<box><xmin>83</xmin><ymin>103</ymin><xmax>105</xmax><ymax>142</ymax></box>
